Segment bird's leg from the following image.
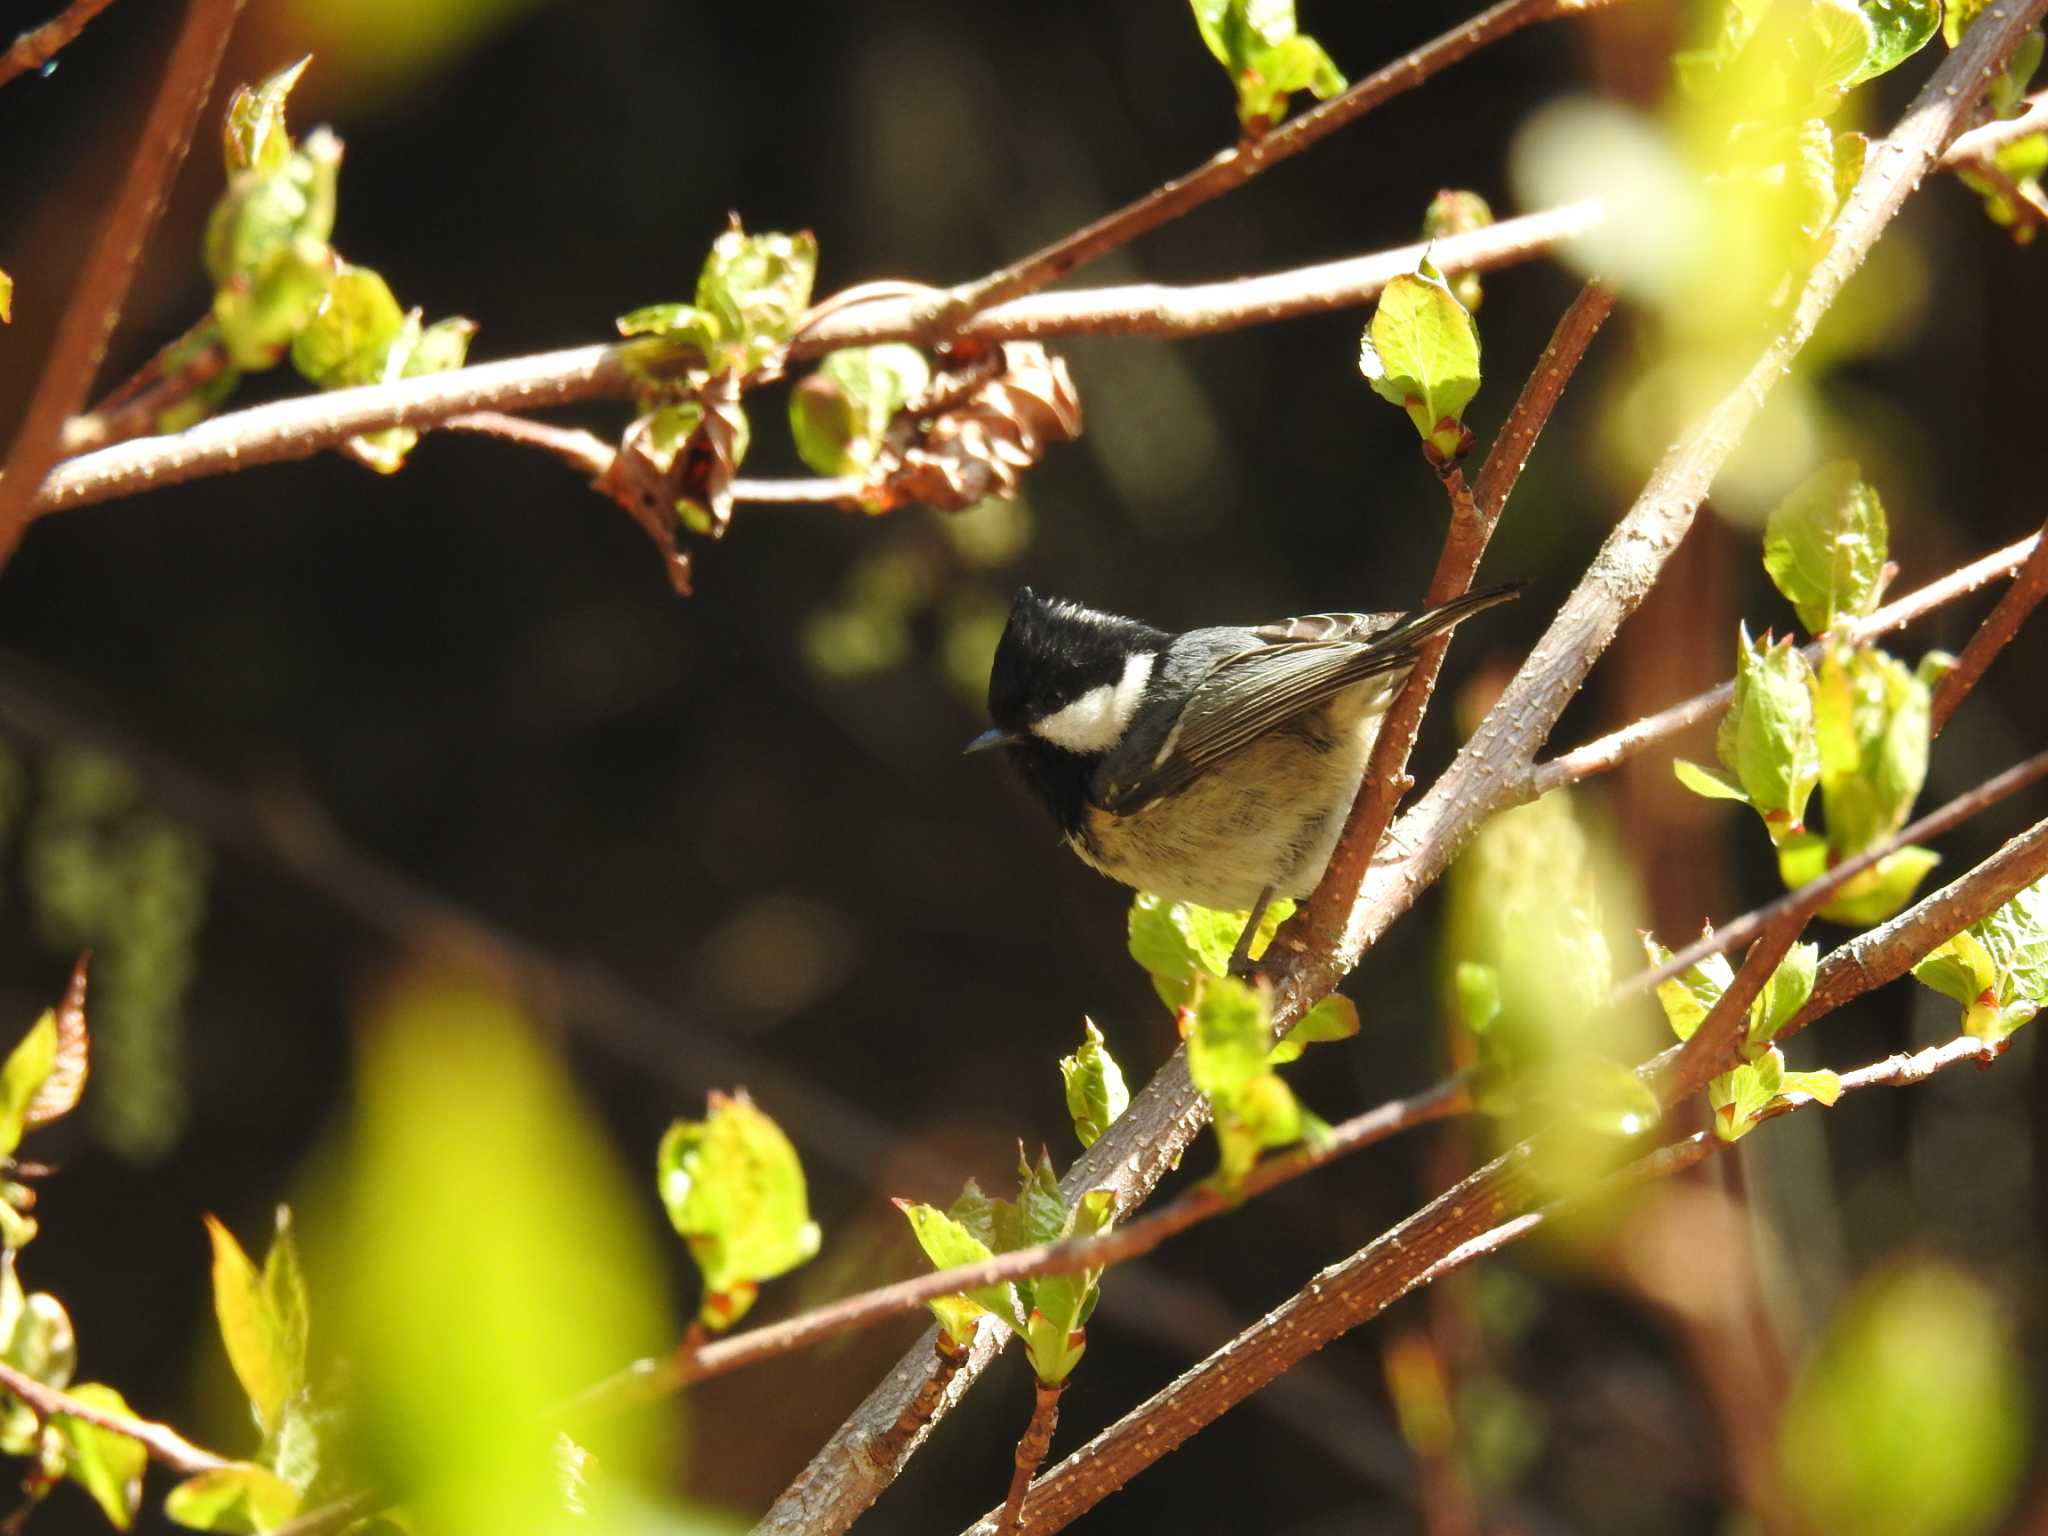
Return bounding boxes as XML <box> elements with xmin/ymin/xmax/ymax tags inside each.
<box><xmin>1227</xmin><ymin>887</ymin><xmax>1276</xmax><ymax>980</ymax></box>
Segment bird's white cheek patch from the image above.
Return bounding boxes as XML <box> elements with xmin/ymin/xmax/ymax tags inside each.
<box><xmin>1032</xmin><ymin>652</ymin><xmax>1155</xmax><ymax>754</ymax></box>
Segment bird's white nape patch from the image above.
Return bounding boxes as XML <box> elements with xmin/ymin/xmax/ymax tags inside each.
<box><xmin>1031</xmin><ymin>651</ymin><xmax>1155</xmax><ymax>754</ymax></box>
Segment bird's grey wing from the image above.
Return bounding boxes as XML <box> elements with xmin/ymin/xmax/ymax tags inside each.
<box><xmin>1093</xmin><ymin>639</ymin><xmax>1415</xmax><ymax>815</ymax></box>
<box><xmin>1248</xmin><ymin>611</ymin><xmax>1406</xmax><ymax>644</ymax></box>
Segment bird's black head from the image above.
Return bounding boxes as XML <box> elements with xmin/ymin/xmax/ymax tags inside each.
<box><xmin>971</xmin><ymin>588</ymin><xmax>1170</xmax><ymax>832</ymax></box>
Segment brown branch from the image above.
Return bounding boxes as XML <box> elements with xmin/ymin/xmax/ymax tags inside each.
<box><xmin>439</xmin><ymin>412</ymin><xmax>616</xmax><ymax>478</ymax></box>
<box><xmin>1001</xmin><ymin>1380</ymin><xmax>1066</xmax><ymax>1534</ymax></box>
<box><xmin>567</xmin><ymin>1073</ymin><xmax>1469</xmax><ymax>1409</ymax></box>
<box><xmin>31</xmin><ymin>206</ymin><xmax>1603</xmax><ymax>521</ymax></box>
<box><xmin>1943</xmin><ymin>90</ymin><xmax>2048</xmax><ymax>165</ymax></box>
<box><xmin>0</xmin><ymin>0</ymin><xmax>122</xmax><ymax>90</ymax></box>
<box><xmin>922</xmin><ymin>0</ymin><xmax>1626</xmax><ymax>330</ymax></box>
<box><xmin>1955</xmin><ymin>154</ymin><xmax>2048</xmax><ymax>231</ymax></box>
<box><xmin>1624</xmin><ymin>745</ymin><xmax>2048</xmax><ymax>1006</ymax></box>
<box><xmin>1274</xmin><ymin>281</ymin><xmax>1614</xmax><ymax>973</ymax></box>
<box><xmin>0</xmin><ymin>1358</ymin><xmax>229</xmax><ymax>1476</ymax></box>
<box><xmin>979</xmin><ymin>815</ymin><xmax>2048</xmax><ymax>1535</ymax></box>
<box><xmin>1528</xmin><ymin>530</ymin><xmax>2043</xmax><ymax>796</ymax></box>
<box><xmin>0</xmin><ymin>0</ymin><xmax>243</xmax><ymax>566</ymax></box>
<box><xmin>1931</xmin><ymin>517</ymin><xmax>2048</xmax><ymax>733</ymax></box>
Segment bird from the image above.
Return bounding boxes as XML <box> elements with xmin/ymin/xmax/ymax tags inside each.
<box><xmin>967</xmin><ymin>583</ymin><xmax>1522</xmax><ymax>975</ymax></box>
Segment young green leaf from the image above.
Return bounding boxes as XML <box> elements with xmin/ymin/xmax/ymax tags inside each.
<box><xmin>1959</xmin><ymin>126</ymin><xmax>2048</xmax><ymax>240</ymax></box>
<box><xmin>164</xmin><ymin>1462</ymin><xmax>302</xmax><ymax>1533</ymax></box>
<box><xmin>1212</xmin><ymin>1070</ymin><xmax>1310</xmax><ymax>1187</ymax></box>
<box><xmin>1543</xmin><ymin>1054</ymin><xmax>1661</xmax><ymax>1137</ymax></box>
<box><xmin>1747</xmin><ymin>941</ymin><xmax>1818</xmax><ymax>1051</ymax></box>
<box><xmin>1187</xmin><ymin>0</ymin><xmax>1346</xmax><ymax>129</ymax></box>
<box><xmin>204</xmin><ymin>1213</ymin><xmax>305</xmax><ymax>1438</ymax></box>
<box><xmin>213</xmin><ymin>239</ymin><xmax>338</xmax><ymax>371</ymax></box>
<box><xmin>1720</xmin><ymin>626</ymin><xmax>1821</xmax><ymax>838</ymax></box>
<box><xmin>1673</xmin><ymin>758</ymin><xmax>1753</xmax><ymax>805</ymax></box>
<box><xmin>695</xmin><ymin>224</ymin><xmax>818</xmax><ymax>373</ymax></box>
<box><xmin>289</xmin><ymin>266</ymin><xmax>405</xmax><ymax>390</ymax></box>
<box><xmin>203</xmin><ymin>130</ymin><xmax>341</xmax><ymax>291</ymax></box>
<box><xmin>1267</xmin><ymin>993</ymin><xmax>1360</xmax><ymax>1066</ymax></box>
<box><xmin>0</xmin><ymin>1011</ymin><xmax>57</xmax><ymax>1160</ymax></box>
<box><xmin>0</xmin><ymin>270</ymin><xmax>11</xmax><ymax>325</ymax></box>
<box><xmin>893</xmin><ymin>1200</ymin><xmax>1014</xmax><ymax>1339</ymax></box>
<box><xmin>1453</xmin><ymin>961</ymin><xmax>1503</xmax><ymax>1037</ymax></box>
<box><xmin>1126</xmin><ymin>892</ymin><xmax>1292</xmax><ymax>1009</ymax></box>
<box><xmin>1764</xmin><ymin>462</ymin><xmax>1888</xmax><ymax>634</ymax></box>
<box><xmin>24</xmin><ymin>957</ymin><xmax>90</xmax><ymax>1132</ymax></box>
<box><xmin>657</xmin><ymin>1091</ymin><xmax>821</xmax><ymax>1330</ymax></box>
<box><xmin>1422</xmin><ymin>191</ymin><xmax>1494</xmax><ymax>309</ymax></box>
<box><xmin>223</xmin><ymin>57</ymin><xmax>312</xmax><ymax>176</ymax></box>
<box><xmin>1059</xmin><ymin>1020</ymin><xmax>1129</xmax><ymax>1150</ymax></box>
<box><xmin>1359</xmin><ymin>264</ymin><xmax>1482</xmax><ymax>466</ymax></box>
<box><xmin>1848</xmin><ymin>0</ymin><xmax>1939</xmax><ymax>83</ymax></box>
<box><xmin>789</xmin><ymin>345</ymin><xmax>931</xmax><ymax>478</ymax></box>
<box><xmin>1186</xmin><ymin>975</ymin><xmax>1273</xmax><ymax>1107</ymax></box>
<box><xmin>54</xmin><ymin>1383</ymin><xmax>147</xmax><ymax>1529</ymax></box>
<box><xmin>1642</xmin><ymin>934</ymin><xmax>1737</xmax><ymax>1042</ymax></box>
<box><xmin>1912</xmin><ymin>877</ymin><xmax>2048</xmax><ymax>1042</ymax></box>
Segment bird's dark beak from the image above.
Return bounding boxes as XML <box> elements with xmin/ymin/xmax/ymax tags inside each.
<box><xmin>964</xmin><ymin>726</ymin><xmax>1023</xmax><ymax>755</ymax></box>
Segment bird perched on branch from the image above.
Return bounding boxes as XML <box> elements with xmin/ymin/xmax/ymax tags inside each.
<box><xmin>969</xmin><ymin>584</ymin><xmax>1521</xmax><ymax>974</ymax></box>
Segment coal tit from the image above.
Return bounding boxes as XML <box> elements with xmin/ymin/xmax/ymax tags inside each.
<box><xmin>969</xmin><ymin>584</ymin><xmax>1520</xmax><ymax>968</ymax></box>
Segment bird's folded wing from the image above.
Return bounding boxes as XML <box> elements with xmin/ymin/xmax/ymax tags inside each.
<box><xmin>1093</xmin><ymin>640</ymin><xmax>1416</xmax><ymax>815</ymax></box>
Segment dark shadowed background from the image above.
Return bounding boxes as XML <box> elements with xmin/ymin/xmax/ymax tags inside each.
<box><xmin>2</xmin><ymin>0</ymin><xmax>2045</xmax><ymax>1531</ymax></box>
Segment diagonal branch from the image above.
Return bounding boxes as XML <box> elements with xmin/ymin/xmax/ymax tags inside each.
<box><xmin>977</xmin><ymin>813</ymin><xmax>2048</xmax><ymax>1535</ymax></box>
<box><xmin>0</xmin><ymin>0</ymin><xmax>244</xmax><ymax>565</ymax></box>
<box><xmin>0</xmin><ymin>1359</ymin><xmax>229</xmax><ymax>1476</ymax></box>
<box><xmin>1527</xmin><ymin>529</ymin><xmax>2043</xmax><ymax>796</ymax></box>
<box><xmin>1930</xmin><ymin>515</ymin><xmax>2048</xmax><ymax>733</ymax></box>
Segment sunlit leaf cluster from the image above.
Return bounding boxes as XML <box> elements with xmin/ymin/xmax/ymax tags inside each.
<box><xmin>1912</xmin><ymin>875</ymin><xmax>2048</xmax><ymax>1044</ymax></box>
<box><xmin>1678</xmin><ymin>464</ymin><xmax>1945</xmax><ymax>924</ymax></box>
<box><xmin>897</xmin><ymin>1152</ymin><xmax>1115</xmax><ymax>1384</ymax></box>
<box><xmin>1187</xmin><ymin>0</ymin><xmax>1347</xmax><ymax>131</ymax></box>
<box><xmin>1359</xmin><ymin>259</ymin><xmax>1483</xmax><ymax>468</ymax></box>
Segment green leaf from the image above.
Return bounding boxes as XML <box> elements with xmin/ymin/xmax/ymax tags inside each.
<box><xmin>924</xmin><ymin>1295</ymin><xmax>986</xmax><ymax>1351</ymax></box>
<box><xmin>405</xmin><ymin>316</ymin><xmax>477</xmax><ymax>379</ymax></box>
<box><xmin>1945</xmin><ymin>0</ymin><xmax>1992</xmax><ymax>47</ymax></box>
<box><xmin>1708</xmin><ymin>1047</ymin><xmax>1784</xmax><ymax>1140</ymax></box>
<box><xmin>1819</xmin><ymin>845</ymin><xmax>1940</xmax><ymax>925</ymax></box>
<box><xmin>1126</xmin><ymin>893</ymin><xmax>1291</xmax><ymax>1009</ymax></box>
<box><xmin>1059</xmin><ymin>1020</ymin><xmax>1129</xmax><ymax>1150</ymax></box>
<box><xmin>1910</xmin><ymin>881</ymin><xmax>2048</xmax><ymax>1042</ymax></box>
<box><xmin>1359</xmin><ymin>265</ymin><xmax>1482</xmax><ymax>462</ymax></box>
<box><xmin>1674</xmin><ymin>758</ymin><xmax>1754</xmax><ymax>804</ymax></box>
<box><xmin>1989</xmin><ymin>29</ymin><xmax>2045</xmax><ymax>115</ymax></box>
<box><xmin>893</xmin><ymin>1200</ymin><xmax>1012</xmax><ymax>1332</ymax></box>
<box><xmin>165</xmin><ymin>1462</ymin><xmax>302</xmax><ymax>1534</ymax></box>
<box><xmin>1212</xmin><ymin>1070</ymin><xmax>1308</xmax><ymax>1187</ymax></box>
<box><xmin>1779</xmin><ymin>1264</ymin><xmax>2026</xmax><ymax>1536</ymax></box>
<box><xmin>1642</xmin><ymin>934</ymin><xmax>1735</xmax><ymax>1043</ymax></box>
<box><xmin>1454</xmin><ymin>961</ymin><xmax>1503</xmax><ymax>1036</ymax></box>
<box><xmin>1423</xmin><ymin>190</ymin><xmax>1495</xmax><ymax>308</ymax></box>
<box><xmin>213</xmin><ymin>238</ymin><xmax>338</xmax><ymax>371</ymax></box>
<box><xmin>1795</xmin><ymin>0</ymin><xmax>1880</xmax><ymax>99</ymax></box>
<box><xmin>658</xmin><ymin>1092</ymin><xmax>820</xmax><ymax>1328</ymax></box>
<box><xmin>1011</xmin><ymin>1149</ymin><xmax>1068</xmax><ymax>1254</ymax></box>
<box><xmin>289</xmin><ymin>265</ymin><xmax>406</xmax><ymax>390</ymax></box>
<box><xmin>1748</xmin><ymin>941</ymin><xmax>1818</xmax><ymax>1050</ymax></box>
<box><xmin>204</xmin><ymin>1214</ymin><xmax>302</xmax><ymax>1437</ymax></box>
<box><xmin>1267</xmin><ymin>993</ymin><xmax>1360</xmax><ymax>1066</ymax></box>
<box><xmin>0</xmin><ymin>269</ymin><xmax>13</xmax><ymax>325</ymax></box>
<box><xmin>223</xmin><ymin>57</ymin><xmax>311</xmax><ymax>176</ymax></box>
<box><xmin>1779</xmin><ymin>1067</ymin><xmax>1843</xmax><ymax>1106</ymax></box>
<box><xmin>1848</xmin><ymin>0</ymin><xmax>1938</xmax><ymax>82</ymax></box>
<box><xmin>789</xmin><ymin>345</ymin><xmax>931</xmax><ymax>476</ymax></box>
<box><xmin>695</xmin><ymin>224</ymin><xmax>817</xmax><ymax>373</ymax></box>
<box><xmin>54</xmin><ymin>1383</ymin><xmax>147</xmax><ymax>1529</ymax></box>
<box><xmin>616</xmin><ymin>302</ymin><xmax>722</xmax><ymax>348</ymax></box>
<box><xmin>0</xmin><ymin>1011</ymin><xmax>57</xmax><ymax>1160</ymax></box>
<box><xmin>203</xmin><ymin>130</ymin><xmax>341</xmax><ymax>291</ymax></box>
<box><xmin>1188</xmin><ymin>0</ymin><xmax>1347</xmax><ymax>128</ymax></box>
<box><xmin>1023</xmin><ymin>1306</ymin><xmax>1088</xmax><ymax>1384</ymax></box>
<box><xmin>1763</xmin><ymin>461</ymin><xmax>1888</xmax><ymax>634</ymax></box>
<box><xmin>1186</xmin><ymin>975</ymin><xmax>1273</xmax><ymax>1107</ymax></box>
<box><xmin>1722</xmin><ymin>626</ymin><xmax>1821</xmax><ymax>837</ymax></box>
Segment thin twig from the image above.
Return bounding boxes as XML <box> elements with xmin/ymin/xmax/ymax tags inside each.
<box><xmin>1527</xmin><ymin>531</ymin><xmax>2041</xmax><ymax>796</ymax></box>
<box><xmin>1931</xmin><ymin>516</ymin><xmax>2048</xmax><ymax>733</ymax></box>
<box><xmin>1944</xmin><ymin>91</ymin><xmax>2048</xmax><ymax>163</ymax></box>
<box><xmin>1001</xmin><ymin>1380</ymin><xmax>1066</xmax><ymax>1534</ymax></box>
<box><xmin>974</xmin><ymin>815</ymin><xmax>2048</xmax><ymax>1536</ymax></box>
<box><xmin>1274</xmin><ymin>282</ymin><xmax>1614</xmax><ymax>975</ymax></box>
<box><xmin>440</xmin><ymin>413</ymin><xmax>615</xmax><ymax>478</ymax></box>
<box><xmin>1955</xmin><ymin>155</ymin><xmax>2048</xmax><ymax>231</ymax></box>
<box><xmin>1624</xmin><ymin>745</ymin><xmax>2048</xmax><ymax>1005</ymax></box>
<box><xmin>0</xmin><ymin>0</ymin><xmax>122</xmax><ymax>91</ymax></box>
<box><xmin>566</xmin><ymin>1073</ymin><xmax>1470</xmax><ymax>1409</ymax></box>
<box><xmin>923</xmin><ymin>0</ymin><xmax>1628</xmax><ymax>331</ymax></box>
<box><xmin>0</xmin><ymin>0</ymin><xmax>244</xmax><ymax>565</ymax></box>
<box><xmin>0</xmin><ymin>1359</ymin><xmax>229</xmax><ymax>1476</ymax></box>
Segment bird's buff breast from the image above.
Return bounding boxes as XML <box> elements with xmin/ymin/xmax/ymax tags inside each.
<box><xmin>1069</xmin><ymin>703</ymin><xmax>1378</xmax><ymax>912</ymax></box>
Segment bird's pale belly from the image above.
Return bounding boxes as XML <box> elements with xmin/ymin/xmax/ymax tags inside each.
<box><xmin>1070</xmin><ymin>704</ymin><xmax>1379</xmax><ymax>911</ymax></box>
